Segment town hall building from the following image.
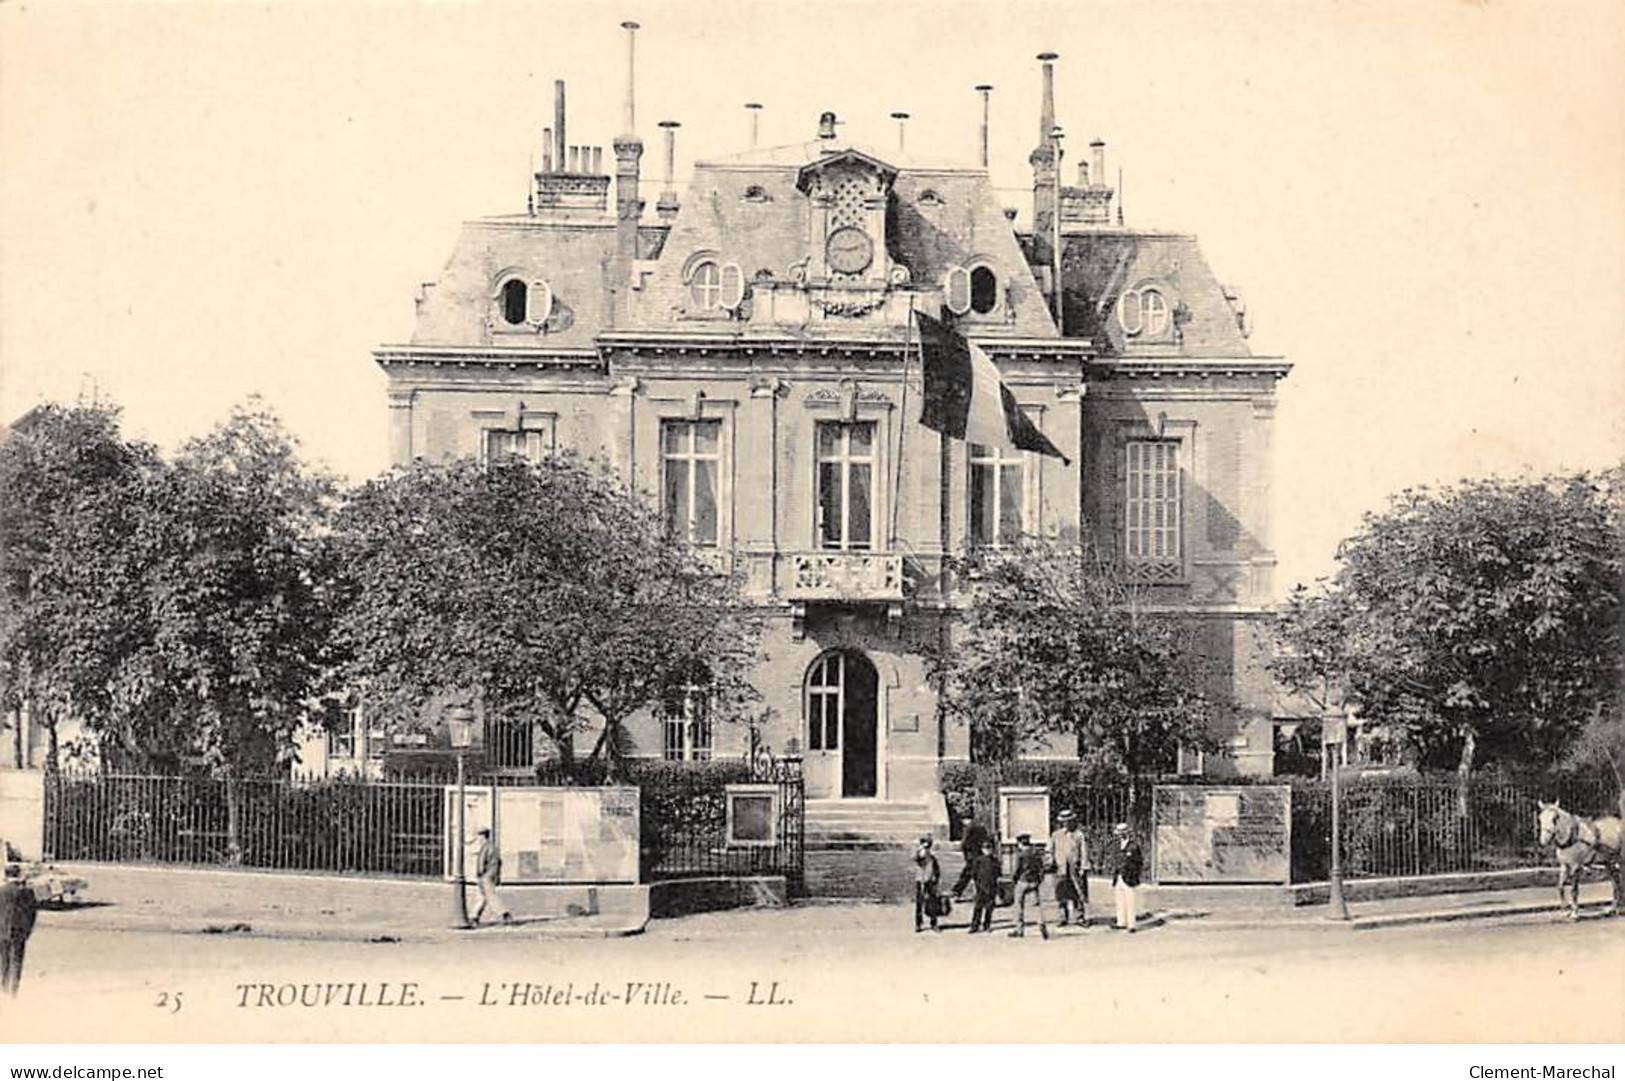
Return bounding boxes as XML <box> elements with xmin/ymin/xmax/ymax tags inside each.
<box><xmin>354</xmin><ymin>26</ymin><xmax>1290</xmax><ymax>803</ymax></box>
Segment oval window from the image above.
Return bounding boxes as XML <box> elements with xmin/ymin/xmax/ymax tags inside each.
<box><xmin>689</xmin><ymin>261</ymin><xmax>722</xmax><ymax>309</ymax></box>
<box><xmin>500</xmin><ymin>279</ymin><xmax>528</xmax><ymax>326</ymax></box>
<box><xmin>1141</xmin><ymin>289</ymin><xmax>1170</xmax><ymax>336</ymax></box>
<box><xmin>969</xmin><ymin>265</ymin><xmax>998</xmax><ymax>315</ymax></box>
<box><xmin>1117</xmin><ymin>289</ymin><xmax>1144</xmax><ymax>336</ymax></box>
<box><xmin>525</xmin><ymin>279</ymin><xmax>554</xmax><ymax>325</ymax></box>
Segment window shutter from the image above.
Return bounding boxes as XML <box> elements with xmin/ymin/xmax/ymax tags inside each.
<box><xmin>719</xmin><ymin>263</ymin><xmax>746</xmax><ymax>310</ymax></box>
<box><xmin>526</xmin><ymin>279</ymin><xmax>554</xmax><ymax>325</ymax></box>
<box><xmin>944</xmin><ymin>265</ymin><xmax>972</xmax><ymax>315</ymax></box>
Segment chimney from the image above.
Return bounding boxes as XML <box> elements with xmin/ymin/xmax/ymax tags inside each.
<box><xmin>542</xmin><ymin>128</ymin><xmax>553</xmax><ymax>173</ymax></box>
<box><xmin>612</xmin><ymin>20</ymin><xmax>645</xmax><ymax>310</ymax></box>
<box><xmin>891</xmin><ymin>111</ymin><xmax>909</xmax><ymax>152</ymax></box>
<box><xmin>746</xmin><ymin>102</ymin><xmax>763</xmax><ymax>147</ymax></box>
<box><xmin>657</xmin><ymin>120</ymin><xmax>680</xmax><ymax>222</ymax></box>
<box><xmin>554</xmin><ymin>80</ymin><xmax>567</xmax><ymax>176</ymax></box>
<box><xmin>1091</xmin><ymin>139</ymin><xmax>1106</xmax><ymax>186</ymax></box>
<box><xmin>1029</xmin><ymin>52</ymin><xmax>1061</xmax><ymax>269</ymax></box>
<box><xmin>974</xmin><ymin>84</ymin><xmax>993</xmax><ymax>169</ymax></box>
<box><xmin>817</xmin><ymin>111</ymin><xmax>837</xmax><ymax>140</ymax></box>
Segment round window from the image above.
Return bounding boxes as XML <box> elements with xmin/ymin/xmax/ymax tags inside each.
<box><xmin>1141</xmin><ymin>289</ymin><xmax>1170</xmax><ymax>336</ymax></box>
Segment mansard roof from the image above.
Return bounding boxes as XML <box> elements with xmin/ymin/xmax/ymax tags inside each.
<box><xmin>1057</xmin><ymin>229</ymin><xmax>1253</xmax><ymax>359</ymax></box>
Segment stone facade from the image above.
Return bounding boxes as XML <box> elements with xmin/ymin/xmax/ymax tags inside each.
<box><xmin>370</xmin><ymin>65</ymin><xmax>1289</xmax><ymax>799</ymax></box>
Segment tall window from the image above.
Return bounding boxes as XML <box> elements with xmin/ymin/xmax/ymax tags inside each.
<box><xmin>1125</xmin><ymin>439</ymin><xmax>1181</xmax><ymax>565</ymax></box>
<box><xmin>689</xmin><ymin>261</ymin><xmax>721</xmax><ymax>309</ymax></box>
<box><xmin>806</xmin><ymin>653</ymin><xmax>845</xmax><ymax>752</ymax></box>
<box><xmin>969</xmin><ymin>443</ymin><xmax>1026</xmax><ymax>547</ymax></box>
<box><xmin>816</xmin><ymin>421</ymin><xmax>875</xmax><ymax>550</ymax></box>
<box><xmin>661</xmin><ymin>666</ymin><xmax>713</xmax><ymax>762</ymax></box>
<box><xmin>500</xmin><ymin>279</ymin><xmax>527</xmax><ymax>325</ymax></box>
<box><xmin>662</xmin><ymin>420</ymin><xmax>721</xmax><ymax>547</ymax></box>
<box><xmin>482</xmin><ymin>428</ymin><xmax>549</xmax><ymax>466</ymax></box>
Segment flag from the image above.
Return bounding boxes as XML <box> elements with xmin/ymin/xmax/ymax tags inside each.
<box><xmin>913</xmin><ymin>309</ymin><xmax>1071</xmax><ymax>464</ymax></box>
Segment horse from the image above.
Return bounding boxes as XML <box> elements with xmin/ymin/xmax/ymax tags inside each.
<box><xmin>1535</xmin><ymin>801</ymin><xmax>1623</xmax><ymax>920</ymax></box>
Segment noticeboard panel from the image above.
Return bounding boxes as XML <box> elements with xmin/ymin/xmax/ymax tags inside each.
<box><xmin>1152</xmin><ymin>785</ymin><xmax>1291</xmax><ymax>884</ymax></box>
<box><xmin>495</xmin><ymin>786</ymin><xmax>641</xmax><ymax>885</ymax></box>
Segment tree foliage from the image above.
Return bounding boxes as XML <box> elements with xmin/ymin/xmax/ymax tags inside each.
<box><xmin>0</xmin><ymin>399</ymin><xmax>338</xmax><ymax>804</ymax></box>
<box><xmin>1272</xmin><ymin>468</ymin><xmax>1623</xmax><ymax>776</ymax></box>
<box><xmin>331</xmin><ymin>453</ymin><xmax>761</xmax><ymax>775</ymax></box>
<box><xmin>932</xmin><ymin>538</ymin><xmax>1219</xmax><ymax>781</ymax></box>
<box><xmin>0</xmin><ymin>404</ymin><xmax>157</xmax><ymax>767</ymax></box>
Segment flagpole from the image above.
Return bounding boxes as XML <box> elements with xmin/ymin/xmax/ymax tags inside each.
<box><xmin>892</xmin><ymin>295</ymin><xmax>915</xmax><ymax>549</ymax></box>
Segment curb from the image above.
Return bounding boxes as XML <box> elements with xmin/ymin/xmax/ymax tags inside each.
<box><xmin>1158</xmin><ymin>898</ymin><xmax>1617</xmax><ymax>932</ymax></box>
<box><xmin>38</xmin><ymin>911</ymin><xmax>647</xmax><ymax>943</ymax></box>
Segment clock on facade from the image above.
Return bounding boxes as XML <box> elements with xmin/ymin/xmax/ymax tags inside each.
<box><xmin>825</xmin><ymin>226</ymin><xmax>874</xmax><ymax>275</ymax></box>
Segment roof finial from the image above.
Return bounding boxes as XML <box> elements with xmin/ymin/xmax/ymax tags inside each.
<box><xmin>890</xmin><ymin>111</ymin><xmax>909</xmax><ymax>153</ymax></box>
<box><xmin>745</xmin><ymin>102</ymin><xmax>763</xmax><ymax>147</ymax></box>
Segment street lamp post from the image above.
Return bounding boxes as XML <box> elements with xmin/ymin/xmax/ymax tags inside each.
<box><xmin>448</xmin><ymin>707</ymin><xmax>475</xmax><ymax>930</ymax></box>
<box><xmin>1325</xmin><ymin>711</ymin><xmax>1350</xmax><ymax>921</ymax></box>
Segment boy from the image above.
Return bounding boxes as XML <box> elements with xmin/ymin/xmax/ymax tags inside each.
<box><xmin>952</xmin><ymin>838</ymin><xmax>1000</xmax><ymax>933</ymax></box>
<box><xmin>912</xmin><ymin>835</ymin><xmax>941</xmax><ymax>932</ymax></box>
<box><xmin>1009</xmin><ymin>833</ymin><xmax>1050</xmax><ymax>939</ymax></box>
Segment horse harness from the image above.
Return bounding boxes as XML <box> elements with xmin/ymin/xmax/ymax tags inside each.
<box><xmin>1552</xmin><ymin>812</ymin><xmax>1621</xmax><ymax>862</ymax></box>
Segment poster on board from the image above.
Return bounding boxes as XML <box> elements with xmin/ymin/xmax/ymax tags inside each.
<box><xmin>1152</xmin><ymin>785</ymin><xmax>1291</xmax><ymax>884</ymax></box>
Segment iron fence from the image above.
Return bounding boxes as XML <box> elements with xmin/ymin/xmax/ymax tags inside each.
<box><xmin>44</xmin><ymin>770</ymin><xmax>445</xmax><ymax>876</ymax></box>
<box><xmin>1292</xmin><ymin>775</ymin><xmax>1617</xmax><ymax>882</ymax></box>
<box><xmin>42</xmin><ymin>756</ymin><xmax>807</xmax><ymax>892</ymax></box>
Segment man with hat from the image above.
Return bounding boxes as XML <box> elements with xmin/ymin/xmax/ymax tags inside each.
<box><xmin>0</xmin><ymin>858</ymin><xmax>38</xmax><ymax>995</ymax></box>
<box><xmin>1009</xmin><ymin>833</ymin><xmax>1050</xmax><ymax>939</ymax></box>
<box><xmin>471</xmin><ymin>826</ymin><xmax>511</xmax><ymax>927</ymax></box>
<box><xmin>1048</xmin><ymin>809</ymin><xmax>1089</xmax><ymax>927</ymax></box>
<box><xmin>1110</xmin><ymin>822</ymin><xmax>1144</xmax><ymax>932</ymax></box>
<box><xmin>911</xmin><ymin>835</ymin><xmax>942</xmax><ymax>933</ymax></box>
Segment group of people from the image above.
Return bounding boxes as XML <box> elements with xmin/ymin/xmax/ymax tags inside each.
<box><xmin>911</xmin><ymin>809</ymin><xmax>1144</xmax><ymax>938</ymax></box>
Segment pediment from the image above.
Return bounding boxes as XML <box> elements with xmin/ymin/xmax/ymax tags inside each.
<box><xmin>795</xmin><ymin>149</ymin><xmax>898</xmax><ymax>195</ymax></box>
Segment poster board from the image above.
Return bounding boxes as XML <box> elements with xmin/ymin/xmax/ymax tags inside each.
<box><xmin>997</xmin><ymin>786</ymin><xmax>1050</xmax><ymax>844</ymax></box>
<box><xmin>440</xmin><ymin>785</ymin><xmax>494</xmax><ymax>882</ymax></box>
<box><xmin>1152</xmin><ymin>785</ymin><xmax>1291</xmax><ymax>884</ymax></box>
<box><xmin>495</xmin><ymin>786</ymin><xmax>640</xmax><ymax>885</ymax></box>
<box><xmin>725</xmin><ymin>784</ymin><xmax>781</xmax><ymax>847</ymax></box>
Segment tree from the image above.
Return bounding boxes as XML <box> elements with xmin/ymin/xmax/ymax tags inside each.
<box><xmin>1272</xmin><ymin>468</ymin><xmax>1623</xmax><ymax>781</ymax></box>
<box><xmin>110</xmin><ymin>401</ymin><xmax>339</xmax><ymax>857</ymax></box>
<box><xmin>332</xmin><ymin>453</ymin><xmax>761</xmax><ymax>778</ymax></box>
<box><xmin>932</xmin><ymin>538</ymin><xmax>1218</xmax><ymax>790</ymax></box>
<box><xmin>0</xmin><ymin>403</ymin><xmax>158</xmax><ymax>770</ymax></box>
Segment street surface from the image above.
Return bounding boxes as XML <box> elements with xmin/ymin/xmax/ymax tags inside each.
<box><xmin>6</xmin><ymin>903</ymin><xmax>1623</xmax><ymax>1042</ymax></box>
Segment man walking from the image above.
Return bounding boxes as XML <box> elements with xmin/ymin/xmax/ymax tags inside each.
<box><xmin>1049</xmin><ymin>809</ymin><xmax>1089</xmax><ymax>927</ymax></box>
<box><xmin>1111</xmin><ymin>822</ymin><xmax>1144</xmax><ymax>932</ymax></box>
<box><xmin>912</xmin><ymin>835</ymin><xmax>942</xmax><ymax>933</ymax></box>
<box><xmin>952</xmin><ymin>837</ymin><xmax>1000</xmax><ymax>934</ymax></box>
<box><xmin>471</xmin><ymin>827</ymin><xmax>511</xmax><ymax>927</ymax></box>
<box><xmin>1009</xmin><ymin>833</ymin><xmax>1050</xmax><ymax>939</ymax></box>
<box><xmin>0</xmin><ymin>861</ymin><xmax>38</xmax><ymax>995</ymax></box>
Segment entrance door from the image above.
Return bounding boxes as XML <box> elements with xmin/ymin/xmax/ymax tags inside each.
<box><xmin>806</xmin><ymin>649</ymin><xmax>880</xmax><ymax>798</ymax></box>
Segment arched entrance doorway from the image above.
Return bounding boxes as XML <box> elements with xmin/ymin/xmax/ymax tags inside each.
<box><xmin>805</xmin><ymin>649</ymin><xmax>879</xmax><ymax>798</ymax></box>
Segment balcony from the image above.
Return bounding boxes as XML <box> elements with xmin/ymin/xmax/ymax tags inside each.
<box><xmin>785</xmin><ymin>550</ymin><xmax>905</xmax><ymax>602</ymax></box>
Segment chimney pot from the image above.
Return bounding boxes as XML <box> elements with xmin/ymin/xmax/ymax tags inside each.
<box><xmin>621</xmin><ymin>21</ymin><xmax>640</xmax><ymax>136</ymax></box>
<box><xmin>1091</xmin><ymin>139</ymin><xmax>1106</xmax><ymax>186</ymax></box>
<box><xmin>745</xmin><ymin>102</ymin><xmax>763</xmax><ymax>147</ymax></box>
<box><xmin>554</xmin><ymin>80</ymin><xmax>567</xmax><ymax>176</ymax></box>
<box><xmin>542</xmin><ymin>129</ymin><xmax>553</xmax><ymax>173</ymax></box>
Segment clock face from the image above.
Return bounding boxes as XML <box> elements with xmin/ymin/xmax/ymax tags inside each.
<box><xmin>825</xmin><ymin>226</ymin><xmax>874</xmax><ymax>275</ymax></box>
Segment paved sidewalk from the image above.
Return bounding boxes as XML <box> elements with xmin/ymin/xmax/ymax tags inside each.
<box><xmin>1156</xmin><ymin>880</ymin><xmax>1619</xmax><ymax>932</ymax></box>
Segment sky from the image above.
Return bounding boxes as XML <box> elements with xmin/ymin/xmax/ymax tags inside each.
<box><xmin>2</xmin><ymin>0</ymin><xmax>1622</xmax><ymax>597</ymax></box>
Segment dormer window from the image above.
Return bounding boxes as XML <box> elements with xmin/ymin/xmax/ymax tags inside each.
<box><xmin>969</xmin><ymin>265</ymin><xmax>998</xmax><ymax>315</ymax></box>
<box><xmin>689</xmin><ymin>261</ymin><xmax>722</xmax><ymax>309</ymax></box>
<box><xmin>1119</xmin><ymin>287</ymin><xmax>1171</xmax><ymax>338</ymax></box>
<box><xmin>496</xmin><ymin>276</ymin><xmax>553</xmax><ymax>327</ymax></box>
<box><xmin>743</xmin><ymin>185</ymin><xmax>771</xmax><ymax>204</ymax></box>
<box><xmin>500</xmin><ymin>279</ymin><xmax>527</xmax><ymax>325</ymax></box>
<box><xmin>918</xmin><ymin>189</ymin><xmax>943</xmax><ymax>208</ymax></box>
